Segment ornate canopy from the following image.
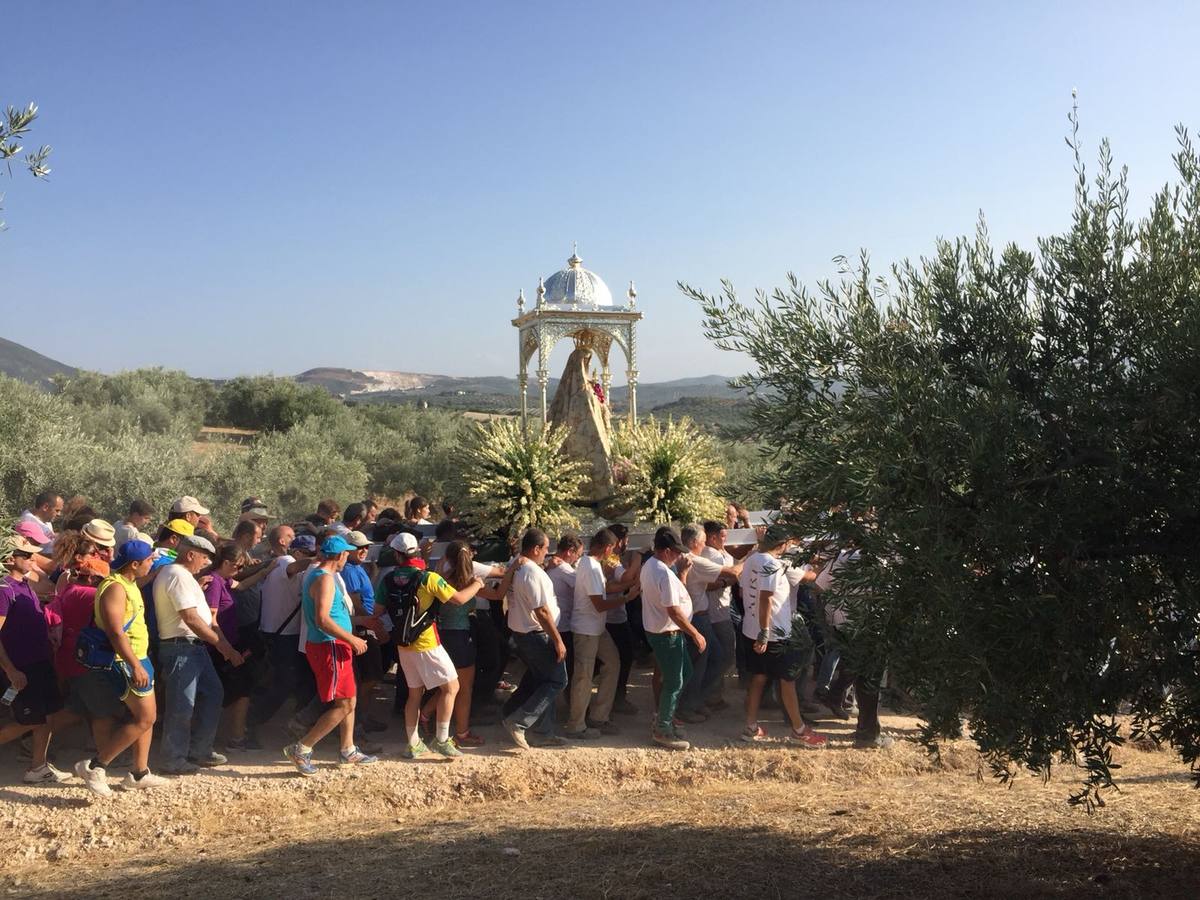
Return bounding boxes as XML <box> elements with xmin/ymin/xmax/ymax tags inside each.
<box><xmin>512</xmin><ymin>248</ymin><xmax>643</xmax><ymax>428</ymax></box>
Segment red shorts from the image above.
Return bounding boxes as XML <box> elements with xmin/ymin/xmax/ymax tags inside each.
<box><xmin>305</xmin><ymin>641</ymin><xmax>357</xmax><ymax>702</ymax></box>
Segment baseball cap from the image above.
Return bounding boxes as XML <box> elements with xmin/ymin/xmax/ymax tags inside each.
<box><xmin>653</xmin><ymin>528</ymin><xmax>684</xmax><ymax>553</ymax></box>
<box><xmin>321</xmin><ymin>535</ymin><xmax>356</xmax><ymax>555</ymax></box>
<box><xmin>182</xmin><ymin>533</ymin><xmax>217</xmax><ymax>555</ymax></box>
<box><xmin>388</xmin><ymin>532</ymin><xmax>419</xmax><ymax>555</ymax></box>
<box><xmin>77</xmin><ymin>556</ymin><xmax>111</xmax><ymax>578</ymax></box>
<box><xmin>81</xmin><ymin>519</ymin><xmax>117</xmax><ymax>548</ymax></box>
<box><xmin>760</xmin><ymin>524</ymin><xmax>792</xmax><ymax>550</ymax></box>
<box><xmin>289</xmin><ymin>534</ymin><xmax>317</xmax><ymax>553</ymax></box>
<box><xmin>345</xmin><ymin>530</ymin><xmax>371</xmax><ymax>549</ymax></box>
<box><xmin>3</xmin><ymin>534</ymin><xmax>44</xmax><ymax>557</ymax></box>
<box><xmin>112</xmin><ymin>539</ymin><xmax>154</xmax><ymax>570</ymax></box>
<box><xmin>13</xmin><ymin>521</ymin><xmax>47</xmax><ymax>547</ymax></box>
<box><xmin>240</xmin><ymin>497</ymin><xmax>265</xmax><ymax>513</ymax></box>
<box><xmin>171</xmin><ymin>496</ymin><xmax>210</xmax><ymax>516</ymax></box>
<box><xmin>163</xmin><ymin>519</ymin><xmax>195</xmax><ymax>538</ymax></box>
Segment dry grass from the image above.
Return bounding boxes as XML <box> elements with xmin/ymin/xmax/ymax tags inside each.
<box><xmin>3</xmin><ymin>728</ymin><xmax>1197</xmax><ymax>899</ymax></box>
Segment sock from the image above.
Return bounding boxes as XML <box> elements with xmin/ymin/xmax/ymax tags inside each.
<box><xmin>89</xmin><ymin>757</ymin><xmax>104</xmax><ymax>771</ymax></box>
<box><xmin>132</xmin><ymin>769</ymin><xmax>149</xmax><ymax>780</ymax></box>
<box><xmin>297</xmin><ymin>743</ymin><xmax>313</xmax><ymax>755</ymax></box>
<box><xmin>435</xmin><ymin>720</ymin><xmax>450</xmax><ymax>743</ymax></box>
<box><xmin>407</xmin><ymin>725</ymin><xmax>419</xmax><ymax>746</ymax></box>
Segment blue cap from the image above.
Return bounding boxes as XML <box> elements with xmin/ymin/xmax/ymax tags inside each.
<box><xmin>112</xmin><ymin>539</ymin><xmax>154</xmax><ymax>571</ymax></box>
<box><xmin>289</xmin><ymin>534</ymin><xmax>317</xmax><ymax>552</ymax></box>
<box><xmin>320</xmin><ymin>535</ymin><xmax>356</xmax><ymax>555</ymax></box>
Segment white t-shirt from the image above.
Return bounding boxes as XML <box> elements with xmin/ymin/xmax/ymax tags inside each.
<box><xmin>640</xmin><ymin>556</ymin><xmax>691</xmax><ymax>634</ymax></box>
<box><xmin>683</xmin><ymin>552</ymin><xmax>723</xmax><ymax>616</ymax></box>
<box><xmin>113</xmin><ymin>521</ymin><xmax>140</xmax><ymax>550</ymax></box>
<box><xmin>703</xmin><ymin>546</ymin><xmax>734</xmax><ymax>623</ymax></box>
<box><xmin>153</xmin><ymin>563</ymin><xmax>212</xmax><ymax>640</ymax></box>
<box><xmin>605</xmin><ymin>563</ymin><xmax>628</xmax><ymax>625</ymax></box>
<box><xmin>814</xmin><ymin>550</ymin><xmax>858</xmax><ymax>627</ymax></box>
<box><xmin>260</xmin><ymin>555</ymin><xmax>301</xmax><ymax>636</ymax></box>
<box><xmin>739</xmin><ymin>551</ymin><xmax>794</xmax><ymax>642</ymax></box>
<box><xmin>547</xmin><ymin>562</ymin><xmax>576</xmax><ymax>631</ymax></box>
<box><xmin>461</xmin><ymin>561</ymin><xmax>498</xmax><ymax>611</ymax></box>
<box><xmin>572</xmin><ymin>555</ymin><xmax>610</xmax><ymax>636</ymax></box>
<box><xmin>508</xmin><ymin>562</ymin><xmax>559</xmax><ymax>634</ymax></box>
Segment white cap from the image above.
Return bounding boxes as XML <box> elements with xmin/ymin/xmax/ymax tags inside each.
<box><xmin>388</xmin><ymin>532</ymin><xmax>419</xmax><ymax>555</ymax></box>
<box><xmin>171</xmin><ymin>496</ymin><xmax>210</xmax><ymax>516</ymax></box>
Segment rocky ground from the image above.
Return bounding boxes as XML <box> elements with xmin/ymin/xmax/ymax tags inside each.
<box><xmin>1</xmin><ymin>669</ymin><xmax>1197</xmax><ymax>898</ymax></box>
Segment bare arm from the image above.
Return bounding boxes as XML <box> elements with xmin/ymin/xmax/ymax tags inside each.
<box><xmin>99</xmin><ymin>582</ymin><xmax>148</xmax><ymax>686</ymax></box>
<box><xmin>444</xmin><ymin>578</ymin><xmax>485</xmax><ymax>607</ymax></box>
<box><xmin>0</xmin><ymin>615</ymin><xmax>26</xmax><ymax>692</ymax></box>
<box><xmin>311</xmin><ymin>573</ymin><xmax>367</xmax><ymax>653</ymax></box>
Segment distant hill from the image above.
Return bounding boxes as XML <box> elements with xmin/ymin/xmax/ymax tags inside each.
<box><xmin>648</xmin><ymin>395</ymin><xmax>752</xmax><ymax>432</ymax></box>
<box><xmin>0</xmin><ymin>336</ymin><xmax>76</xmax><ymax>388</ymax></box>
<box><xmin>298</xmin><ymin>367</ymin><xmax>742</xmax><ymax>413</ymax></box>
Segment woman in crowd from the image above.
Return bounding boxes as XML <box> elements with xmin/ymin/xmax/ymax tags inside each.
<box><xmin>203</xmin><ymin>544</ymin><xmax>261</xmax><ymax>751</ymax></box>
<box><xmin>423</xmin><ymin>541</ymin><xmax>512</xmax><ymax>747</ymax></box>
<box><xmin>405</xmin><ymin>496</ymin><xmax>434</xmax><ymax>527</ymax></box>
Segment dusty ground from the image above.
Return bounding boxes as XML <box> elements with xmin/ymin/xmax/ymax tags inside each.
<box><xmin>1</xmin><ymin>668</ymin><xmax>1197</xmax><ymax>899</ymax></box>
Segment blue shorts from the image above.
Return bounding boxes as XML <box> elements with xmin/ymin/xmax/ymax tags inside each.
<box><xmin>104</xmin><ymin>657</ymin><xmax>156</xmax><ymax>701</ymax></box>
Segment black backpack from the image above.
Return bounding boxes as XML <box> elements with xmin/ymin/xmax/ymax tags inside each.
<box><xmin>383</xmin><ymin>566</ymin><xmax>441</xmax><ymax>647</ymax></box>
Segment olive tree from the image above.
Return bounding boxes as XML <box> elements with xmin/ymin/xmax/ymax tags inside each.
<box><xmin>684</xmin><ymin>109</ymin><xmax>1200</xmax><ymax>806</ymax></box>
<box><xmin>1</xmin><ymin>102</ymin><xmax>51</xmax><ymax>229</ymax></box>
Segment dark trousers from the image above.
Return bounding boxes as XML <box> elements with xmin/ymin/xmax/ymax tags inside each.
<box><xmin>606</xmin><ymin>621</ymin><xmax>635</xmax><ymax>701</ymax></box>
<box><xmin>830</xmin><ymin>666</ymin><xmax>882</xmax><ymax>740</ymax></box>
<box><xmin>502</xmin><ymin>631</ymin><xmax>567</xmax><ymax>733</ymax></box>
<box><xmin>248</xmin><ymin>632</ymin><xmax>303</xmax><ymax>733</ymax></box>
<box><xmin>471</xmin><ymin>608</ymin><xmax>504</xmax><ymax>706</ymax></box>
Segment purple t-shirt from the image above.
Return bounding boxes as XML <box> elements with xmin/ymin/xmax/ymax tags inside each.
<box><xmin>204</xmin><ymin>573</ymin><xmax>238</xmax><ymax>637</ymax></box>
<box><xmin>0</xmin><ymin>575</ymin><xmax>51</xmax><ymax>669</ymax></box>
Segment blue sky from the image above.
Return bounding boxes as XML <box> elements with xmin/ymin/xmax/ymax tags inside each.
<box><xmin>3</xmin><ymin>1</ymin><xmax>1198</xmax><ymax>382</ymax></box>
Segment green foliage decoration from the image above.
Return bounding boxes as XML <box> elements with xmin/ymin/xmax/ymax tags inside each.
<box><xmin>457</xmin><ymin>418</ymin><xmax>586</xmax><ymax>540</ymax></box>
<box><xmin>612</xmin><ymin>416</ymin><xmax>725</xmax><ymax>525</ymax></box>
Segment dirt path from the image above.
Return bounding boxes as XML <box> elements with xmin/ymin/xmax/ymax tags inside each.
<box><xmin>1</xmin><ymin>672</ymin><xmax>1197</xmax><ymax>898</ymax></box>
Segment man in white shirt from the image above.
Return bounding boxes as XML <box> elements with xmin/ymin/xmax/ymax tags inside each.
<box><xmin>565</xmin><ymin>528</ymin><xmax>626</xmax><ymax>739</ymax></box>
<box><xmin>739</xmin><ymin>527</ymin><xmax>825</xmax><ymax>748</ymax></box>
<box><xmin>500</xmin><ymin>528</ymin><xmax>568</xmax><ymax>751</ymax></box>
<box><xmin>640</xmin><ymin>528</ymin><xmax>706</xmax><ymax>750</ymax></box>
<box><xmin>677</xmin><ymin>523</ymin><xmax>743</xmax><ymax>721</ymax></box>
<box><xmin>113</xmin><ymin>500</ymin><xmax>155</xmax><ymax>550</ymax></box>
<box><xmin>546</xmin><ymin>534</ymin><xmax>582</xmax><ymax>665</ymax></box>
<box><xmin>245</xmin><ymin>528</ymin><xmax>315</xmax><ymax>747</ymax></box>
<box><xmin>701</xmin><ymin>520</ymin><xmax>745</xmax><ymax>709</ymax></box>
<box><xmin>153</xmin><ymin>534</ymin><xmax>244</xmax><ymax>774</ymax></box>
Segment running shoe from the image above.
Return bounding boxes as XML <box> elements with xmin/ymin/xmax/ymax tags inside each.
<box><xmin>23</xmin><ymin>763</ymin><xmax>70</xmax><ymax>784</ymax></box>
<box><xmin>429</xmin><ymin>738</ymin><xmax>463</xmax><ymax>759</ymax></box>
<box><xmin>120</xmin><ymin>770</ymin><xmax>170</xmax><ymax>790</ymax></box>
<box><xmin>338</xmin><ymin>747</ymin><xmax>379</xmax><ymax>766</ymax></box>
<box><xmin>740</xmin><ymin>724</ymin><xmax>768</xmax><ymax>743</ymax></box>
<box><xmin>785</xmin><ymin>727</ymin><xmax>828</xmax><ymax>749</ymax></box>
<box><xmin>400</xmin><ymin>740</ymin><xmax>430</xmax><ymax>760</ymax></box>
<box><xmin>73</xmin><ymin>759</ymin><xmax>113</xmax><ymax>798</ymax></box>
<box><xmin>283</xmin><ymin>743</ymin><xmax>318</xmax><ymax>776</ymax></box>
<box><xmin>453</xmin><ymin>731</ymin><xmax>485</xmax><ymax>748</ymax></box>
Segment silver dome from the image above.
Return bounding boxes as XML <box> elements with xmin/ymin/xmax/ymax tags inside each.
<box><xmin>542</xmin><ymin>250</ymin><xmax>614</xmax><ymax>307</ymax></box>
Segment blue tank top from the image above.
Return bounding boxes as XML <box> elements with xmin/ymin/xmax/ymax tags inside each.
<box><xmin>301</xmin><ymin>568</ymin><xmax>352</xmax><ymax>643</ymax></box>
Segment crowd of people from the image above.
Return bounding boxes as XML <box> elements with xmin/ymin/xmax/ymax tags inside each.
<box><xmin>0</xmin><ymin>490</ymin><xmax>891</xmax><ymax>797</ymax></box>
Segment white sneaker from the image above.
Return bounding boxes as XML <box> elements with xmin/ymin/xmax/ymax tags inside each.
<box><xmin>73</xmin><ymin>758</ymin><xmax>113</xmax><ymax>798</ymax></box>
<box><xmin>23</xmin><ymin>763</ymin><xmax>71</xmax><ymax>784</ymax></box>
<box><xmin>120</xmin><ymin>770</ymin><xmax>170</xmax><ymax>790</ymax></box>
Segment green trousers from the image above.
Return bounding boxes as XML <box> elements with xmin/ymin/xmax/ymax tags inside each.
<box><xmin>646</xmin><ymin>631</ymin><xmax>693</xmax><ymax>734</ymax></box>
